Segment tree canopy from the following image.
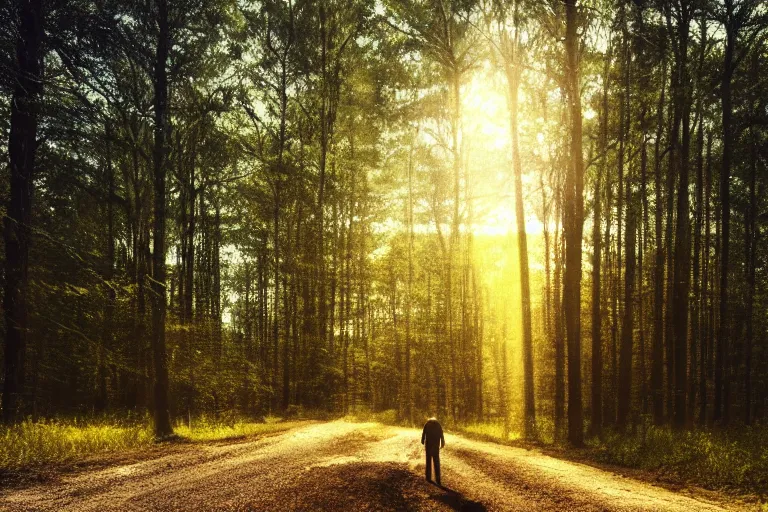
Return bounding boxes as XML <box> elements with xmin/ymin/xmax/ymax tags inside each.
<box><xmin>2</xmin><ymin>0</ymin><xmax>768</xmax><ymax>443</ymax></box>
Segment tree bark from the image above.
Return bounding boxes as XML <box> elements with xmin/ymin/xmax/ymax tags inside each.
<box><xmin>651</xmin><ymin>53</ymin><xmax>667</xmax><ymax>425</ymax></box>
<box><xmin>617</xmin><ymin>156</ymin><xmax>637</xmax><ymax>429</ymax></box>
<box><xmin>714</xmin><ymin>3</ymin><xmax>735</xmax><ymax>425</ymax></box>
<box><xmin>689</xmin><ymin>12</ymin><xmax>707</xmax><ymax>424</ymax></box>
<box><xmin>405</xmin><ymin>138</ymin><xmax>415</xmax><ymax>423</ymax></box>
<box><xmin>504</xmin><ymin>27</ymin><xmax>536</xmax><ymax>438</ymax></box>
<box><xmin>672</xmin><ymin>1</ymin><xmax>692</xmax><ymax>429</ymax></box>
<box><xmin>591</xmin><ymin>37</ymin><xmax>611</xmax><ymax>435</ymax></box>
<box><xmin>2</xmin><ymin>0</ymin><xmax>43</xmax><ymax>425</ymax></box>
<box><xmin>98</xmin><ymin>124</ymin><xmax>116</xmax><ymax>413</ymax></box>
<box><xmin>700</xmin><ymin>131</ymin><xmax>712</xmax><ymax>425</ymax></box>
<box><xmin>564</xmin><ymin>0</ymin><xmax>585</xmax><ymax>446</ymax></box>
<box><xmin>617</xmin><ymin>20</ymin><xmax>634</xmax><ymax>429</ymax></box>
<box><xmin>554</xmin><ymin>187</ymin><xmax>565</xmax><ymax>441</ymax></box>
<box><xmin>635</xmin><ymin>0</ymin><xmax>651</xmax><ymax>419</ymax></box>
<box><xmin>743</xmin><ymin>53</ymin><xmax>759</xmax><ymax>425</ymax></box>
<box><xmin>150</xmin><ymin>0</ymin><xmax>173</xmax><ymax>437</ymax></box>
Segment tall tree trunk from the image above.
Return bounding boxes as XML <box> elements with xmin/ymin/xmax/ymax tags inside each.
<box><xmin>541</xmin><ymin>173</ymin><xmax>552</xmax><ymax>402</ymax></box>
<box><xmin>635</xmin><ymin>0</ymin><xmax>651</xmax><ymax>419</ymax></box>
<box><xmin>564</xmin><ymin>0</ymin><xmax>585</xmax><ymax>446</ymax></box>
<box><xmin>614</xmin><ymin>20</ymin><xmax>628</xmax><ymax>418</ymax></box>
<box><xmin>345</xmin><ymin>190</ymin><xmax>355</xmax><ymax>413</ymax></box>
<box><xmin>700</xmin><ymin>131</ymin><xmax>712</xmax><ymax>425</ymax></box>
<box><xmin>744</xmin><ymin>54</ymin><xmax>759</xmax><ymax>424</ymax></box>
<box><xmin>714</xmin><ymin>4</ymin><xmax>735</xmax><ymax>425</ymax></box>
<box><xmin>651</xmin><ymin>53</ymin><xmax>667</xmax><ymax>425</ymax></box>
<box><xmin>617</xmin><ymin>157</ymin><xmax>637</xmax><ymax>429</ymax></box>
<box><xmin>672</xmin><ymin>2</ymin><xmax>692</xmax><ymax>429</ymax></box>
<box><xmin>603</xmin><ymin>100</ymin><xmax>616</xmax><ymax>427</ymax></box>
<box><xmin>591</xmin><ymin>37</ymin><xmax>611</xmax><ymax>435</ymax></box>
<box><xmin>273</xmin><ymin>190</ymin><xmax>280</xmax><ymax>409</ymax></box>
<box><xmin>98</xmin><ymin>124</ymin><xmax>116</xmax><ymax>413</ymax></box>
<box><xmin>283</xmin><ymin>271</ymin><xmax>290</xmax><ymax>409</ymax></box>
<box><xmin>150</xmin><ymin>0</ymin><xmax>173</xmax><ymax>437</ymax></box>
<box><xmin>185</xmin><ymin>142</ymin><xmax>196</xmax><ymax>323</ymax></box>
<box><xmin>691</xmin><ymin>13</ymin><xmax>706</xmax><ymax>424</ymax></box>
<box><xmin>2</xmin><ymin>0</ymin><xmax>43</xmax><ymax>425</ymax></box>
<box><xmin>448</xmin><ymin>69</ymin><xmax>462</xmax><ymax>423</ymax></box>
<box><xmin>504</xmin><ymin>30</ymin><xmax>536</xmax><ymax>438</ymax></box>
<box><xmin>711</xmin><ymin>132</ymin><xmax>721</xmax><ymax>424</ymax></box>
<box><xmin>553</xmin><ymin>187</ymin><xmax>565</xmax><ymax>440</ymax></box>
<box><xmin>317</xmin><ymin>4</ymin><xmax>329</xmax><ymax>355</ymax></box>
<box><xmin>405</xmin><ymin>139</ymin><xmax>415</xmax><ymax>423</ymax></box>
<box><xmin>617</xmin><ymin>22</ymin><xmax>635</xmax><ymax>429</ymax></box>
<box><xmin>180</xmin><ymin>139</ymin><xmax>196</xmax><ymax>416</ymax></box>
<box><xmin>541</xmin><ymin>176</ymin><xmax>552</xmax><ymax>351</ymax></box>
<box><xmin>664</xmin><ymin>56</ymin><xmax>677</xmax><ymax>423</ymax></box>
<box><xmin>212</xmin><ymin>203</ymin><xmax>222</xmax><ymax>362</ymax></box>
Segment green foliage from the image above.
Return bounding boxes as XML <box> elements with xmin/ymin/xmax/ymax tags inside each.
<box><xmin>460</xmin><ymin>422</ymin><xmax>520</xmax><ymax>442</ymax></box>
<box><xmin>533</xmin><ymin>416</ymin><xmax>555</xmax><ymax>445</ymax></box>
<box><xmin>173</xmin><ymin>416</ymin><xmax>305</xmax><ymax>442</ymax></box>
<box><xmin>0</xmin><ymin>418</ymin><xmax>154</xmax><ymax>469</ymax></box>
<box><xmin>452</xmin><ymin>417</ymin><xmax>556</xmax><ymax>445</ymax></box>
<box><xmin>591</xmin><ymin>425</ymin><xmax>768</xmax><ymax>494</ymax></box>
<box><xmin>342</xmin><ymin>408</ymin><xmax>400</xmax><ymax>426</ymax></box>
<box><xmin>0</xmin><ymin>417</ymin><xmax>306</xmax><ymax>470</ymax></box>
<box><xmin>282</xmin><ymin>406</ymin><xmax>337</xmax><ymax>422</ymax></box>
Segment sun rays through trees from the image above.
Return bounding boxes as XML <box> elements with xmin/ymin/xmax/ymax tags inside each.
<box><xmin>2</xmin><ymin>0</ymin><xmax>768</xmax><ymax>457</ymax></box>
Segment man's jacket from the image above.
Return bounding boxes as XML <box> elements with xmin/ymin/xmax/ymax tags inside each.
<box><xmin>421</xmin><ymin>419</ymin><xmax>445</xmax><ymax>454</ymax></box>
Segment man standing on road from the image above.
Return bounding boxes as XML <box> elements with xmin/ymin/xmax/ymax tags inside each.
<box><xmin>421</xmin><ymin>417</ymin><xmax>445</xmax><ymax>486</ymax></box>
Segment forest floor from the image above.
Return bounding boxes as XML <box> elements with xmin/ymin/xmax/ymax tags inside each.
<box><xmin>0</xmin><ymin>421</ymin><xmax>756</xmax><ymax>511</ymax></box>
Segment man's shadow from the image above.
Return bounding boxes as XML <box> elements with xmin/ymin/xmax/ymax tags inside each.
<box><xmin>428</xmin><ymin>482</ymin><xmax>487</xmax><ymax>512</ymax></box>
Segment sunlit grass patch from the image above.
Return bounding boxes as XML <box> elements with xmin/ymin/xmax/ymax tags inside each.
<box><xmin>0</xmin><ymin>415</ymin><xmax>307</xmax><ymax>470</ymax></box>
<box><xmin>173</xmin><ymin>416</ymin><xmax>303</xmax><ymax>442</ymax></box>
<box><xmin>0</xmin><ymin>418</ymin><xmax>154</xmax><ymax>469</ymax></box>
<box><xmin>461</xmin><ymin>422</ymin><xmax>521</xmax><ymax>442</ymax></box>
<box><xmin>341</xmin><ymin>408</ymin><xmax>401</xmax><ymax>426</ymax></box>
<box><xmin>453</xmin><ymin>421</ymin><xmax>524</xmax><ymax>446</ymax></box>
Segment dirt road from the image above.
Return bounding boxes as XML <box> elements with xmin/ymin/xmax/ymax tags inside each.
<box><xmin>0</xmin><ymin>421</ymin><xmax>743</xmax><ymax>511</ymax></box>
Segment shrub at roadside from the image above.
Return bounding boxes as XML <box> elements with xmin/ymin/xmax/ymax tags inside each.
<box><xmin>591</xmin><ymin>424</ymin><xmax>768</xmax><ymax>493</ymax></box>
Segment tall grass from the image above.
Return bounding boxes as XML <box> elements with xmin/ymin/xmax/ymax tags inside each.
<box><xmin>173</xmin><ymin>415</ymin><xmax>302</xmax><ymax>442</ymax></box>
<box><xmin>442</xmin><ymin>417</ymin><xmax>768</xmax><ymax>494</ymax></box>
<box><xmin>342</xmin><ymin>408</ymin><xmax>401</xmax><ymax>426</ymax></box>
<box><xmin>592</xmin><ymin>424</ymin><xmax>768</xmax><ymax>493</ymax></box>
<box><xmin>459</xmin><ymin>422</ymin><xmax>521</xmax><ymax>442</ymax></box>
<box><xmin>0</xmin><ymin>415</ymin><xmax>306</xmax><ymax>470</ymax></box>
<box><xmin>0</xmin><ymin>418</ymin><xmax>154</xmax><ymax>469</ymax></box>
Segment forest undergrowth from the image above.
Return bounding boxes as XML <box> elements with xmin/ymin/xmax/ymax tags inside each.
<box><xmin>0</xmin><ymin>415</ymin><xmax>303</xmax><ymax>470</ymax></box>
<box><xmin>454</xmin><ymin>417</ymin><xmax>768</xmax><ymax>499</ymax></box>
<box><xmin>592</xmin><ymin>424</ymin><xmax>768</xmax><ymax>497</ymax></box>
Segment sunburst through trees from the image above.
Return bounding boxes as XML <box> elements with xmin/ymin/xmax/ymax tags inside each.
<box><xmin>2</xmin><ymin>0</ymin><xmax>768</xmax><ymax>451</ymax></box>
